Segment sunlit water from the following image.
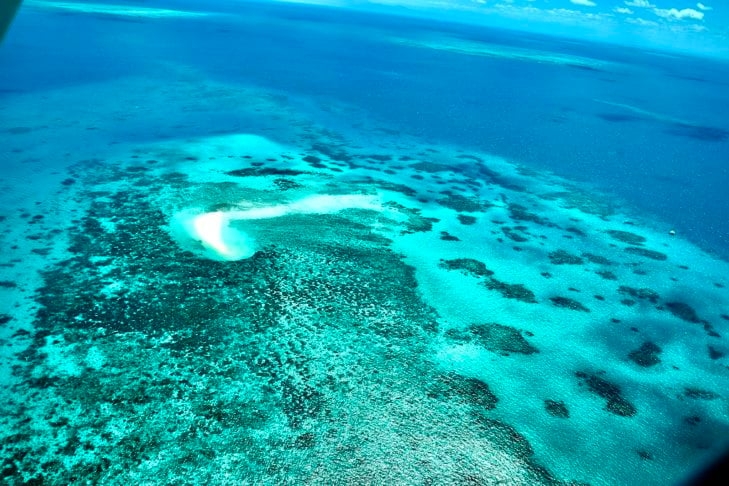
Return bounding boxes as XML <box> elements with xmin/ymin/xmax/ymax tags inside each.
<box><xmin>1</xmin><ymin>1</ymin><xmax>728</xmax><ymax>484</ymax></box>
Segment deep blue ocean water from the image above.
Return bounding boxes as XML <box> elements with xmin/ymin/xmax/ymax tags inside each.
<box><xmin>5</xmin><ymin>0</ymin><xmax>726</xmax><ymax>256</ymax></box>
<box><xmin>1</xmin><ymin>1</ymin><xmax>729</xmax><ymax>484</ymax></box>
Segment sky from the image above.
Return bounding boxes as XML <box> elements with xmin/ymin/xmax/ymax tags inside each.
<box><xmin>273</xmin><ymin>0</ymin><xmax>729</xmax><ymax>58</ymax></box>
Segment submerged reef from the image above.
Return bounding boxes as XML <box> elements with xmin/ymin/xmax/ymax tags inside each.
<box><xmin>582</xmin><ymin>252</ymin><xmax>613</xmax><ymax>265</ymax></box>
<box><xmin>440</xmin><ymin>258</ymin><xmax>494</xmax><ymax>278</ymax></box>
<box><xmin>1</xmin><ymin>151</ymin><xmax>590</xmax><ymax>485</ymax></box>
<box><xmin>544</xmin><ymin>400</ymin><xmax>570</xmax><ymax>418</ymax></box>
<box><xmin>226</xmin><ymin>167</ymin><xmax>307</xmax><ymax>177</ymax></box>
<box><xmin>624</xmin><ymin>247</ymin><xmax>668</xmax><ymax>261</ymax></box>
<box><xmin>628</xmin><ymin>342</ymin><xmax>662</xmax><ymax>367</ymax></box>
<box><xmin>596</xmin><ymin>270</ymin><xmax>618</xmax><ymax>280</ymax></box>
<box><xmin>665</xmin><ymin>302</ymin><xmax>702</xmax><ymax>323</ymax></box>
<box><xmin>576</xmin><ymin>372</ymin><xmax>637</xmax><ymax>417</ymax></box>
<box><xmin>507</xmin><ymin>203</ymin><xmax>554</xmax><ymax>227</ymax></box>
<box><xmin>445</xmin><ymin>323</ymin><xmax>539</xmax><ymax>355</ymax></box>
<box><xmin>540</xmin><ymin>189</ymin><xmax>614</xmax><ymax>217</ymax></box>
<box><xmin>618</xmin><ymin>286</ymin><xmax>660</xmax><ymax>304</ymax></box>
<box><xmin>683</xmin><ymin>387</ymin><xmax>720</xmax><ymax>400</ymax></box>
<box><xmin>550</xmin><ymin>296</ymin><xmax>590</xmax><ymax>312</ymax></box>
<box><xmin>548</xmin><ymin>249</ymin><xmax>584</xmax><ymax>265</ymax></box>
<box><xmin>428</xmin><ymin>372</ymin><xmax>499</xmax><ymax>409</ymax></box>
<box><xmin>385</xmin><ymin>201</ymin><xmax>438</xmax><ymax>234</ymax></box>
<box><xmin>437</xmin><ymin>194</ymin><xmax>488</xmax><ymax>213</ymax></box>
<box><xmin>606</xmin><ymin>230</ymin><xmax>646</xmax><ymax>245</ymax></box>
<box><xmin>502</xmin><ymin>226</ymin><xmax>529</xmax><ymax>242</ymax></box>
<box><xmin>484</xmin><ymin>278</ymin><xmax>538</xmax><ymax>303</ymax></box>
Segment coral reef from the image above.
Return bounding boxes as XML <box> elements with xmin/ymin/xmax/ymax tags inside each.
<box><xmin>428</xmin><ymin>372</ymin><xmax>499</xmax><ymax>409</ymax></box>
<box><xmin>548</xmin><ymin>250</ymin><xmax>584</xmax><ymax>265</ymax></box>
<box><xmin>550</xmin><ymin>296</ymin><xmax>590</xmax><ymax>312</ymax></box>
<box><xmin>457</xmin><ymin>214</ymin><xmax>477</xmax><ymax>225</ymax></box>
<box><xmin>575</xmin><ymin>372</ymin><xmax>636</xmax><ymax>417</ymax></box>
<box><xmin>606</xmin><ymin>230</ymin><xmax>646</xmax><ymax>245</ymax></box>
<box><xmin>665</xmin><ymin>302</ymin><xmax>701</xmax><ymax>323</ymax></box>
<box><xmin>683</xmin><ymin>388</ymin><xmax>720</xmax><ymax>400</ymax></box>
<box><xmin>439</xmin><ymin>258</ymin><xmax>494</xmax><ymax>277</ymax></box>
<box><xmin>544</xmin><ymin>400</ymin><xmax>570</xmax><ymax>418</ymax></box>
<box><xmin>628</xmin><ymin>342</ymin><xmax>662</xmax><ymax>367</ymax></box>
<box><xmin>484</xmin><ymin>278</ymin><xmax>538</xmax><ymax>303</ymax></box>
<box><xmin>582</xmin><ymin>253</ymin><xmax>612</xmax><ymax>265</ymax></box>
<box><xmin>624</xmin><ymin>247</ymin><xmax>668</xmax><ymax>261</ymax></box>
<box><xmin>618</xmin><ymin>286</ymin><xmax>660</xmax><ymax>304</ymax></box>
<box><xmin>445</xmin><ymin>323</ymin><xmax>539</xmax><ymax>355</ymax></box>
<box><xmin>437</xmin><ymin>194</ymin><xmax>487</xmax><ymax>213</ymax></box>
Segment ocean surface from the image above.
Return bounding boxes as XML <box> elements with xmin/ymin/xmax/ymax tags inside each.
<box><xmin>1</xmin><ymin>0</ymin><xmax>728</xmax><ymax>484</ymax></box>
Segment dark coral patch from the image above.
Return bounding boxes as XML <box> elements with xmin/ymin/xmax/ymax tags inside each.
<box><xmin>303</xmin><ymin>155</ymin><xmax>327</xmax><ymax>168</ymax></box>
<box><xmin>565</xmin><ymin>227</ymin><xmax>585</xmax><ymax>237</ymax></box>
<box><xmin>637</xmin><ymin>450</ymin><xmax>653</xmax><ymax>461</ymax></box>
<box><xmin>440</xmin><ymin>231</ymin><xmax>460</xmax><ymax>241</ymax></box>
<box><xmin>293</xmin><ymin>432</ymin><xmax>316</xmax><ymax>449</ymax></box>
<box><xmin>440</xmin><ymin>258</ymin><xmax>494</xmax><ymax>278</ymax></box>
<box><xmin>582</xmin><ymin>253</ymin><xmax>612</xmax><ymax>265</ymax></box>
<box><xmin>544</xmin><ymin>400</ymin><xmax>569</xmax><ymax>418</ymax></box>
<box><xmin>437</xmin><ymin>195</ymin><xmax>487</xmax><ymax>213</ymax></box>
<box><xmin>596</xmin><ymin>270</ymin><xmax>617</xmax><ymax>281</ymax></box>
<box><xmin>576</xmin><ymin>371</ymin><xmax>636</xmax><ymax>417</ymax></box>
<box><xmin>665</xmin><ymin>123</ymin><xmax>729</xmax><ymax>142</ymax></box>
<box><xmin>684</xmin><ymin>415</ymin><xmax>702</xmax><ymax>426</ymax></box>
<box><xmin>502</xmin><ymin>226</ymin><xmax>528</xmax><ymax>242</ymax></box>
<box><xmin>708</xmin><ymin>346</ymin><xmax>725</xmax><ymax>360</ymax></box>
<box><xmin>428</xmin><ymin>372</ymin><xmax>498</xmax><ymax>409</ymax></box>
<box><xmin>273</xmin><ymin>178</ymin><xmax>303</xmax><ymax>191</ymax></box>
<box><xmin>468</xmin><ymin>323</ymin><xmax>539</xmax><ymax>355</ymax></box>
<box><xmin>624</xmin><ymin>247</ymin><xmax>668</xmax><ymax>261</ymax></box>
<box><xmin>446</xmin><ymin>323</ymin><xmax>539</xmax><ymax>355</ymax></box>
<box><xmin>628</xmin><ymin>342</ymin><xmax>662</xmax><ymax>367</ymax></box>
<box><xmin>606</xmin><ymin>230</ymin><xmax>646</xmax><ymax>245</ymax></box>
<box><xmin>665</xmin><ymin>302</ymin><xmax>701</xmax><ymax>323</ymax></box>
<box><xmin>507</xmin><ymin>203</ymin><xmax>553</xmax><ymax>226</ymax></box>
<box><xmin>457</xmin><ymin>214</ymin><xmax>477</xmax><ymax>225</ymax></box>
<box><xmin>548</xmin><ymin>250</ymin><xmax>583</xmax><ymax>265</ymax></box>
<box><xmin>683</xmin><ymin>387</ymin><xmax>720</xmax><ymax>400</ymax></box>
<box><xmin>226</xmin><ymin>167</ymin><xmax>306</xmax><ymax>177</ymax></box>
<box><xmin>0</xmin><ymin>314</ymin><xmax>13</xmax><ymax>325</ymax></box>
<box><xmin>618</xmin><ymin>286</ymin><xmax>660</xmax><ymax>304</ymax></box>
<box><xmin>5</xmin><ymin>126</ymin><xmax>34</xmax><ymax>134</ymax></box>
<box><xmin>385</xmin><ymin>201</ymin><xmax>437</xmax><ymax>234</ymax></box>
<box><xmin>484</xmin><ymin>278</ymin><xmax>537</xmax><ymax>303</ymax></box>
<box><xmin>550</xmin><ymin>297</ymin><xmax>589</xmax><ymax>312</ymax></box>
<box><xmin>311</xmin><ymin>142</ymin><xmax>352</xmax><ymax>162</ymax></box>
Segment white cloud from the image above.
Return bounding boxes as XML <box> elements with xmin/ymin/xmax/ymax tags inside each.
<box><xmin>570</xmin><ymin>0</ymin><xmax>596</xmax><ymax>6</ymax></box>
<box><xmin>696</xmin><ymin>3</ymin><xmax>712</xmax><ymax>10</ymax></box>
<box><xmin>654</xmin><ymin>8</ymin><xmax>704</xmax><ymax>20</ymax></box>
<box><xmin>614</xmin><ymin>7</ymin><xmax>633</xmax><ymax>14</ymax></box>
<box><xmin>626</xmin><ymin>17</ymin><xmax>659</xmax><ymax>26</ymax></box>
<box><xmin>624</xmin><ymin>0</ymin><xmax>654</xmax><ymax>7</ymax></box>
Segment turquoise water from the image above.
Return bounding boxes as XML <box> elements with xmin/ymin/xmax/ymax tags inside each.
<box><xmin>1</xmin><ymin>1</ymin><xmax>728</xmax><ymax>484</ymax></box>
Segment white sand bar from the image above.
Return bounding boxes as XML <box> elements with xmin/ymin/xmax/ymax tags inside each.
<box><xmin>183</xmin><ymin>194</ymin><xmax>381</xmax><ymax>261</ymax></box>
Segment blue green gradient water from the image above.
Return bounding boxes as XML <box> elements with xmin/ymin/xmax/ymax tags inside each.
<box><xmin>1</xmin><ymin>1</ymin><xmax>728</xmax><ymax>484</ymax></box>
